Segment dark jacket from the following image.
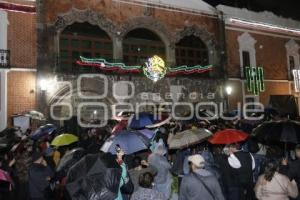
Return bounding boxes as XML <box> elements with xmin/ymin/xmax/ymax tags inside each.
<box><xmin>179</xmin><ymin>169</ymin><xmax>225</xmax><ymax>200</ymax></box>
<box><xmin>229</xmin><ymin>151</ymin><xmax>254</xmax><ymax>187</ymax></box>
<box><xmin>28</xmin><ymin>163</ymin><xmax>54</xmax><ymax>199</ymax></box>
<box><xmin>288</xmin><ymin>159</ymin><xmax>300</xmax><ymax>189</ymax></box>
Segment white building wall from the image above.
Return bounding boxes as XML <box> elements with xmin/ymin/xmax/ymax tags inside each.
<box><xmin>0</xmin><ymin>10</ymin><xmax>9</xmax><ymax>131</ymax></box>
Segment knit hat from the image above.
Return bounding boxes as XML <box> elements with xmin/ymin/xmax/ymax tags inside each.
<box><xmin>188</xmin><ymin>154</ymin><xmax>205</xmax><ymax>168</ymax></box>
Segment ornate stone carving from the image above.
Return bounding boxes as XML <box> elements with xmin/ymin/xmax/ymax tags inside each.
<box><xmin>285</xmin><ymin>39</ymin><xmax>300</xmax><ymax>55</ymax></box>
<box><xmin>53</xmin><ymin>8</ymin><xmax>118</xmax><ymax>38</ymax></box>
<box><xmin>238</xmin><ymin>32</ymin><xmax>256</xmax><ymax>50</ymax></box>
<box><xmin>144</xmin><ymin>6</ymin><xmax>154</xmax><ymax>16</ymax></box>
<box><xmin>173</xmin><ymin>25</ymin><xmax>217</xmax><ymax>49</ymax></box>
<box><xmin>119</xmin><ymin>16</ymin><xmax>172</xmax><ymax>46</ymax></box>
<box><xmin>173</xmin><ymin>25</ymin><xmax>219</xmax><ymax>67</ymax></box>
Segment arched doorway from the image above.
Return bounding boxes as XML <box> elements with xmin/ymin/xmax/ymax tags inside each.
<box><xmin>123</xmin><ymin>28</ymin><xmax>166</xmax><ymax>66</ymax></box>
<box><xmin>175</xmin><ymin>35</ymin><xmax>209</xmax><ymax>67</ymax></box>
<box><xmin>59</xmin><ymin>22</ymin><xmax>113</xmax><ymax>73</ymax></box>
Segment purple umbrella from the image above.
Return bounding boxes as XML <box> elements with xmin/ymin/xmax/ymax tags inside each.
<box><xmin>138</xmin><ymin>129</ymin><xmax>155</xmax><ymax>139</ymax></box>
<box><xmin>101</xmin><ymin>130</ymin><xmax>150</xmax><ymax>155</ymax></box>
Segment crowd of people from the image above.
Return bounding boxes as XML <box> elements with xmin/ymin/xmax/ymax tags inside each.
<box><xmin>0</xmin><ymin>112</ymin><xmax>299</xmax><ymax>200</ymax></box>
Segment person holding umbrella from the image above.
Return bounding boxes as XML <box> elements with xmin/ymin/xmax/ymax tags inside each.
<box><xmin>28</xmin><ymin>151</ymin><xmax>54</xmax><ymax>200</ymax></box>
<box><xmin>115</xmin><ymin>145</ymin><xmax>133</xmax><ymax>200</ymax></box>
<box><xmin>227</xmin><ymin>143</ymin><xmax>256</xmax><ymax>200</ymax></box>
<box><xmin>209</xmin><ymin>129</ymin><xmax>255</xmax><ymax>200</ymax></box>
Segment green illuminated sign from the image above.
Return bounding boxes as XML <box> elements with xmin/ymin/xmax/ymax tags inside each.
<box><xmin>245</xmin><ymin>66</ymin><xmax>265</xmax><ymax>95</ymax></box>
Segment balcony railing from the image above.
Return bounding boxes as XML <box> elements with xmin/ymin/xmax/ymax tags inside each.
<box><xmin>0</xmin><ymin>49</ymin><xmax>10</xmax><ymax>69</ymax></box>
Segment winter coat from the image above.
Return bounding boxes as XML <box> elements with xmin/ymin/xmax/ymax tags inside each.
<box><xmin>148</xmin><ymin>153</ymin><xmax>172</xmax><ymax>199</ymax></box>
<box><xmin>179</xmin><ymin>168</ymin><xmax>225</xmax><ymax>200</ymax></box>
<box><xmin>28</xmin><ymin>163</ymin><xmax>54</xmax><ymax>199</ymax></box>
<box><xmin>115</xmin><ymin>162</ymin><xmax>127</xmax><ymax>200</ymax></box>
<box><xmin>131</xmin><ymin>187</ymin><xmax>166</xmax><ymax>200</ymax></box>
<box><xmin>255</xmin><ymin>172</ymin><xmax>299</xmax><ymax>200</ymax></box>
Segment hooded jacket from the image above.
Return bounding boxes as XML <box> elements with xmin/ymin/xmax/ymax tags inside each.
<box><xmin>179</xmin><ymin>168</ymin><xmax>225</xmax><ymax>200</ymax></box>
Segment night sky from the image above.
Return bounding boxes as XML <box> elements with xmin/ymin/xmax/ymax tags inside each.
<box><xmin>203</xmin><ymin>0</ymin><xmax>300</xmax><ymax>21</ymax></box>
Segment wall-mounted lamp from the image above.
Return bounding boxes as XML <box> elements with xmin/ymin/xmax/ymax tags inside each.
<box><xmin>39</xmin><ymin>76</ymin><xmax>57</xmax><ymax>92</ymax></box>
<box><xmin>39</xmin><ymin>79</ymin><xmax>50</xmax><ymax>91</ymax></box>
<box><xmin>225</xmin><ymin>86</ymin><xmax>233</xmax><ymax>95</ymax></box>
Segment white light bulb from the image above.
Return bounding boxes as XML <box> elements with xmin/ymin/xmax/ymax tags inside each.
<box><xmin>225</xmin><ymin>86</ymin><xmax>233</xmax><ymax>95</ymax></box>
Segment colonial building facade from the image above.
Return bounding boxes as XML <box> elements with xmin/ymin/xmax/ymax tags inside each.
<box><xmin>218</xmin><ymin>5</ymin><xmax>300</xmax><ymax>113</ymax></box>
<box><xmin>37</xmin><ymin>0</ymin><xmax>226</xmax><ymax>122</ymax></box>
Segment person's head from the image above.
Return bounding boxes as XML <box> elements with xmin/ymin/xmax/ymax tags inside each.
<box><xmin>32</xmin><ymin>151</ymin><xmax>46</xmax><ymax>166</ymax></box>
<box><xmin>229</xmin><ymin>143</ymin><xmax>241</xmax><ymax>153</ymax></box>
<box><xmin>295</xmin><ymin>144</ymin><xmax>300</xmax><ymax>160</ymax></box>
<box><xmin>264</xmin><ymin>160</ymin><xmax>279</xmax><ymax>182</ymax></box>
<box><xmin>188</xmin><ymin>154</ymin><xmax>205</xmax><ymax>172</ymax></box>
<box><xmin>153</xmin><ymin>139</ymin><xmax>167</xmax><ymax>156</ymax></box>
<box><xmin>132</xmin><ymin>156</ymin><xmax>142</xmax><ymax>169</ymax></box>
<box><xmin>139</xmin><ymin>172</ymin><xmax>154</xmax><ymax>189</ymax></box>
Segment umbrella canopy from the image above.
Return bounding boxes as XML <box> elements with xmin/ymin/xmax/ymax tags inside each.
<box><xmin>168</xmin><ymin>128</ymin><xmax>212</xmax><ymax>149</ymax></box>
<box><xmin>30</xmin><ymin>124</ymin><xmax>57</xmax><ymax>140</ymax></box>
<box><xmin>0</xmin><ymin>169</ymin><xmax>13</xmax><ymax>184</ymax></box>
<box><xmin>101</xmin><ymin>130</ymin><xmax>150</xmax><ymax>154</ymax></box>
<box><xmin>208</xmin><ymin>129</ymin><xmax>248</xmax><ymax>144</ymax></box>
<box><xmin>25</xmin><ymin>110</ymin><xmax>45</xmax><ymax>120</ymax></box>
<box><xmin>111</xmin><ymin>120</ymin><xmax>128</xmax><ymax>134</ymax></box>
<box><xmin>56</xmin><ymin>148</ymin><xmax>86</xmax><ymax>173</ymax></box>
<box><xmin>128</xmin><ymin>112</ymin><xmax>155</xmax><ymax>129</ymax></box>
<box><xmin>66</xmin><ymin>153</ymin><xmax>122</xmax><ymax>200</ymax></box>
<box><xmin>51</xmin><ymin>134</ymin><xmax>78</xmax><ymax>147</ymax></box>
<box><xmin>137</xmin><ymin>129</ymin><xmax>156</xmax><ymax>139</ymax></box>
<box><xmin>252</xmin><ymin>120</ymin><xmax>300</xmax><ymax>144</ymax></box>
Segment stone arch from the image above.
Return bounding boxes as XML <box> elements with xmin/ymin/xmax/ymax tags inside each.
<box><xmin>173</xmin><ymin>25</ymin><xmax>219</xmax><ymax>66</ymax></box>
<box><xmin>119</xmin><ymin>17</ymin><xmax>174</xmax><ymax>64</ymax></box>
<box><xmin>53</xmin><ymin>8</ymin><xmax>118</xmax><ymax>38</ymax></box>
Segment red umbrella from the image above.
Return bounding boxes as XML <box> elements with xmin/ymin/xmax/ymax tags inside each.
<box><xmin>208</xmin><ymin>129</ymin><xmax>248</xmax><ymax>144</ymax></box>
<box><xmin>0</xmin><ymin>169</ymin><xmax>13</xmax><ymax>184</ymax></box>
<box><xmin>112</xmin><ymin>120</ymin><xmax>128</xmax><ymax>134</ymax></box>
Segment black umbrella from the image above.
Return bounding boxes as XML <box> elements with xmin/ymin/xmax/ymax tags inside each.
<box><xmin>66</xmin><ymin>153</ymin><xmax>122</xmax><ymax>200</ymax></box>
<box><xmin>252</xmin><ymin>120</ymin><xmax>300</xmax><ymax>151</ymax></box>
<box><xmin>56</xmin><ymin>148</ymin><xmax>86</xmax><ymax>174</ymax></box>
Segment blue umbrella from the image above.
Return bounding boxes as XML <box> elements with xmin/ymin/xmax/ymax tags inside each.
<box><xmin>128</xmin><ymin>112</ymin><xmax>155</xmax><ymax>129</ymax></box>
<box><xmin>30</xmin><ymin>124</ymin><xmax>57</xmax><ymax>140</ymax></box>
<box><xmin>101</xmin><ymin>130</ymin><xmax>150</xmax><ymax>154</ymax></box>
<box><xmin>138</xmin><ymin>129</ymin><xmax>156</xmax><ymax>139</ymax></box>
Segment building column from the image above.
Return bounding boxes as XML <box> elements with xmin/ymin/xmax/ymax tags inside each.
<box><xmin>166</xmin><ymin>43</ymin><xmax>176</xmax><ymax>66</ymax></box>
<box><xmin>113</xmin><ymin>36</ymin><xmax>123</xmax><ymax>61</ymax></box>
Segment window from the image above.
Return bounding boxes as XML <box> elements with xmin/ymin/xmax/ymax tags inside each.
<box><xmin>242</xmin><ymin>51</ymin><xmax>251</xmax><ymax>77</ymax></box>
<box><xmin>175</xmin><ymin>35</ymin><xmax>208</xmax><ymax>67</ymax></box>
<box><xmin>59</xmin><ymin>22</ymin><xmax>112</xmax><ymax>73</ymax></box>
<box><xmin>242</xmin><ymin>51</ymin><xmax>250</xmax><ymax>70</ymax></box>
<box><xmin>289</xmin><ymin>56</ymin><xmax>295</xmax><ymax>72</ymax></box>
<box><xmin>123</xmin><ymin>28</ymin><xmax>165</xmax><ymax>66</ymax></box>
<box><xmin>238</xmin><ymin>32</ymin><xmax>257</xmax><ymax>78</ymax></box>
<box><xmin>285</xmin><ymin>40</ymin><xmax>300</xmax><ymax>79</ymax></box>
